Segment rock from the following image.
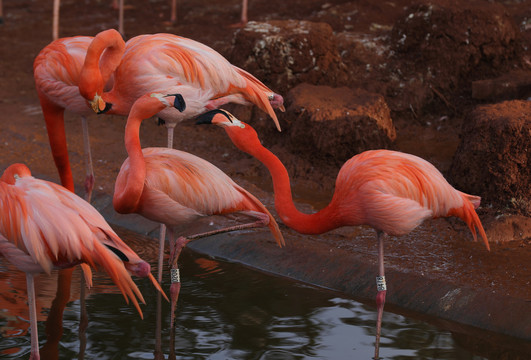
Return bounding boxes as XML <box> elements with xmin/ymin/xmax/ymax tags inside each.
<box><xmin>229</xmin><ymin>20</ymin><xmax>349</xmax><ymax>95</ymax></box>
<box><xmin>484</xmin><ymin>215</ymin><xmax>531</xmax><ymax>243</ymax></box>
<box><xmin>387</xmin><ymin>0</ymin><xmax>520</xmax><ymax>112</ymax></box>
<box><xmin>449</xmin><ymin>100</ymin><xmax>531</xmax><ymax>215</ymax></box>
<box><xmin>281</xmin><ymin>83</ymin><xmax>396</xmax><ymax>163</ymax></box>
<box><xmin>471</xmin><ymin>71</ymin><xmax>531</xmax><ymax>101</ymax></box>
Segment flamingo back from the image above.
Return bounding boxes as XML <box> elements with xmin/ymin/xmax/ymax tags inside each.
<box><xmin>333</xmin><ymin>150</ymin><xmax>483</xmax><ymax>240</ymax></box>
<box><xmin>33</xmin><ymin>37</ymin><xmax>94</xmax><ymax>113</ymax></box>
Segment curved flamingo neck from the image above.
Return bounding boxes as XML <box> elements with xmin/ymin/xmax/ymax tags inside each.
<box><xmin>113</xmin><ymin>96</ymin><xmax>166</xmax><ymax>213</ymax></box>
<box><xmin>227</xmin><ymin>129</ymin><xmax>342</xmax><ymax>235</ymax></box>
<box><xmin>79</xmin><ymin>29</ymin><xmax>125</xmax><ymax>102</ymax></box>
<box><xmin>113</xmin><ymin>114</ymin><xmax>146</xmax><ymax>214</ymax></box>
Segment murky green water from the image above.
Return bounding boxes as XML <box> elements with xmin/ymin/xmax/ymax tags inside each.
<box><xmin>0</xmin><ymin>234</ymin><xmax>529</xmax><ymax>360</ymax></box>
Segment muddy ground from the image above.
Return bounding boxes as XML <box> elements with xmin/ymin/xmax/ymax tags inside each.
<box><xmin>0</xmin><ymin>0</ymin><xmax>530</xmax><ymax>348</ymax></box>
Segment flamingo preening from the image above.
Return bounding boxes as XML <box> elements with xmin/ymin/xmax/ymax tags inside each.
<box><xmin>0</xmin><ymin>163</ymin><xmax>165</xmax><ymax>360</ymax></box>
<box><xmin>197</xmin><ymin>109</ymin><xmax>490</xmax><ymax>359</ymax></box>
<box><xmin>34</xmin><ymin>30</ymin><xmax>125</xmax><ymax>201</ymax></box>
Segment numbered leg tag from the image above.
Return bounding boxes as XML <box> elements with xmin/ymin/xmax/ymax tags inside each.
<box><xmin>171</xmin><ymin>268</ymin><xmax>181</xmax><ymax>284</ymax></box>
<box><xmin>376</xmin><ymin>276</ymin><xmax>387</xmax><ymax>291</ymax></box>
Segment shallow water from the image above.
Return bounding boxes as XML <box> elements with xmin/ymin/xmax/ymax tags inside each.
<box><xmin>0</xmin><ymin>232</ymin><xmax>528</xmax><ymax>360</ymax></box>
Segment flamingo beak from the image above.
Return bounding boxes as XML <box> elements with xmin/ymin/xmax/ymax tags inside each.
<box><xmin>89</xmin><ymin>94</ymin><xmax>111</xmax><ymax>114</ymax></box>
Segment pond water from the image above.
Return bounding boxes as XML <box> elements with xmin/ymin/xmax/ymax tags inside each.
<box><xmin>0</xmin><ymin>232</ymin><xmax>528</xmax><ymax>360</ymax></box>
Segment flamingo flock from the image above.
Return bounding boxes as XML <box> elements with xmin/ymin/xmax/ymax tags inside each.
<box><xmin>1</xmin><ymin>5</ymin><xmax>491</xmax><ymax>359</ymax></box>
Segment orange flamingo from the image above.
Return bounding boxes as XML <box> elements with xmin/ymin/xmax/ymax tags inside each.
<box><xmin>113</xmin><ymin>93</ymin><xmax>285</xmax><ymax>329</ymax></box>
<box><xmin>34</xmin><ymin>30</ymin><xmax>125</xmax><ymax>201</ymax></box>
<box><xmin>197</xmin><ymin>109</ymin><xmax>490</xmax><ymax>360</ymax></box>
<box><xmin>0</xmin><ymin>163</ymin><xmax>165</xmax><ymax>360</ymax></box>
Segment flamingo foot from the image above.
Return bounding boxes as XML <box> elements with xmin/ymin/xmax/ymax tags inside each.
<box><xmin>374</xmin><ymin>288</ymin><xmax>387</xmax><ymax>360</ymax></box>
<box><xmin>169</xmin><ymin>281</ymin><xmax>181</xmax><ymax>329</ymax></box>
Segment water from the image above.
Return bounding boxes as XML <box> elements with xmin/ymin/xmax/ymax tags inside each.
<box><xmin>0</xmin><ymin>234</ymin><xmax>528</xmax><ymax>360</ymax></box>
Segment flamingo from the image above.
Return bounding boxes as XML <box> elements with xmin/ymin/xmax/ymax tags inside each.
<box><xmin>78</xmin><ymin>28</ymin><xmax>284</xmax><ymax>286</ymax></box>
<box><xmin>78</xmin><ymin>29</ymin><xmax>284</xmax><ymax>150</ymax></box>
<box><xmin>113</xmin><ymin>93</ymin><xmax>285</xmax><ymax>329</ymax></box>
<box><xmin>33</xmin><ymin>29</ymin><xmax>125</xmax><ymax>201</ymax></box>
<box><xmin>197</xmin><ymin>109</ymin><xmax>490</xmax><ymax>360</ymax></box>
<box><xmin>0</xmin><ymin>163</ymin><xmax>166</xmax><ymax>360</ymax></box>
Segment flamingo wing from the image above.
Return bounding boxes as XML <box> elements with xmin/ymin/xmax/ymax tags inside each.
<box><xmin>34</xmin><ymin>36</ymin><xmax>94</xmax><ymax>113</ymax></box>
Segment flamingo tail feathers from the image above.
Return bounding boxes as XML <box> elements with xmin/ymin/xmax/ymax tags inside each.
<box><xmin>449</xmin><ymin>194</ymin><xmax>489</xmax><ymax>251</ymax></box>
<box><xmin>86</xmin><ymin>240</ymin><xmax>146</xmax><ymax>318</ymax></box>
<box><xmin>236</xmin><ymin>187</ymin><xmax>286</xmax><ymax>248</ymax></box>
<box><xmin>236</xmin><ymin>68</ymin><xmax>281</xmax><ymax>132</ymax></box>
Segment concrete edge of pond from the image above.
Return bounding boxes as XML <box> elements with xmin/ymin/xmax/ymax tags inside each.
<box><xmin>90</xmin><ymin>191</ymin><xmax>531</xmax><ymax>345</ymax></box>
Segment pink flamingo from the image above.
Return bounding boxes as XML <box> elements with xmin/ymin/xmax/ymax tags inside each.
<box><xmin>34</xmin><ymin>30</ymin><xmax>125</xmax><ymax>201</ymax></box>
<box><xmin>113</xmin><ymin>93</ymin><xmax>285</xmax><ymax>329</ymax></box>
<box><xmin>0</xmin><ymin>163</ymin><xmax>165</xmax><ymax>360</ymax></box>
<box><xmin>197</xmin><ymin>109</ymin><xmax>490</xmax><ymax>360</ymax></box>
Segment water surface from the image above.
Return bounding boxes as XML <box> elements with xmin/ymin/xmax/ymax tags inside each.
<box><xmin>0</xmin><ymin>234</ymin><xmax>528</xmax><ymax>360</ymax></box>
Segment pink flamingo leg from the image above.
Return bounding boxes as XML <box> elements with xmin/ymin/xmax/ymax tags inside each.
<box><xmin>26</xmin><ymin>273</ymin><xmax>40</xmax><ymax>360</ymax></box>
<box><xmin>168</xmin><ymin>211</ymin><xmax>270</xmax><ymax>328</ymax></box>
<box><xmin>374</xmin><ymin>231</ymin><xmax>387</xmax><ymax>360</ymax></box>
<box><xmin>81</xmin><ymin>116</ymin><xmax>94</xmax><ymax>202</ymax></box>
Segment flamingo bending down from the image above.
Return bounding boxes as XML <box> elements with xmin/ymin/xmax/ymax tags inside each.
<box><xmin>197</xmin><ymin>109</ymin><xmax>490</xmax><ymax>360</ymax></box>
<box><xmin>0</xmin><ymin>163</ymin><xmax>166</xmax><ymax>360</ymax></box>
<box><xmin>114</xmin><ymin>93</ymin><xmax>285</xmax><ymax>328</ymax></box>
<box><xmin>34</xmin><ymin>30</ymin><xmax>125</xmax><ymax>201</ymax></box>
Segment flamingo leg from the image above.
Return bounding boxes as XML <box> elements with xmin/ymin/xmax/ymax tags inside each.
<box><xmin>118</xmin><ymin>0</ymin><xmax>124</xmax><ymax>35</ymax></box>
<box><xmin>168</xmin><ymin>213</ymin><xmax>270</xmax><ymax>328</ymax></box>
<box><xmin>78</xmin><ymin>275</ymin><xmax>88</xmax><ymax>359</ymax></box>
<box><xmin>81</xmin><ymin>116</ymin><xmax>94</xmax><ymax>203</ymax></box>
<box><xmin>52</xmin><ymin>0</ymin><xmax>59</xmax><ymax>40</ymax></box>
<box><xmin>154</xmin><ymin>291</ymin><xmax>164</xmax><ymax>360</ymax></box>
<box><xmin>241</xmin><ymin>0</ymin><xmax>248</xmax><ymax>24</ymax></box>
<box><xmin>26</xmin><ymin>273</ymin><xmax>40</xmax><ymax>360</ymax></box>
<box><xmin>374</xmin><ymin>230</ymin><xmax>387</xmax><ymax>360</ymax></box>
<box><xmin>170</xmin><ymin>0</ymin><xmax>177</xmax><ymax>23</ymax></box>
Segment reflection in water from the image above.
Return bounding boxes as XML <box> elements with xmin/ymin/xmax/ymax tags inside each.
<box><xmin>0</xmin><ymin>235</ymin><xmax>529</xmax><ymax>359</ymax></box>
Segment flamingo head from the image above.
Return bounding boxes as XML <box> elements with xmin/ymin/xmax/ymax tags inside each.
<box><xmin>196</xmin><ymin>109</ymin><xmax>259</xmax><ymax>154</ymax></box>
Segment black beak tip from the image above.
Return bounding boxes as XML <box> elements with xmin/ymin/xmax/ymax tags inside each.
<box><xmin>97</xmin><ymin>102</ymin><xmax>113</xmax><ymax>115</ymax></box>
<box><xmin>173</xmin><ymin>94</ymin><xmax>186</xmax><ymax>112</ymax></box>
<box><xmin>196</xmin><ymin>109</ymin><xmax>224</xmax><ymax>125</ymax></box>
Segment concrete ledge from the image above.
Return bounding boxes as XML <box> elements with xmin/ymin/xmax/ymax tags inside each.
<box><xmin>93</xmin><ymin>190</ymin><xmax>531</xmax><ymax>344</ymax></box>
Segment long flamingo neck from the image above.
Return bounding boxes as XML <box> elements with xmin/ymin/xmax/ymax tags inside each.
<box><xmin>113</xmin><ymin>113</ymin><xmax>146</xmax><ymax>214</ymax></box>
<box><xmin>232</xmin><ymin>132</ymin><xmax>340</xmax><ymax>235</ymax></box>
<box><xmin>88</xmin><ymin>30</ymin><xmax>124</xmax><ymax>83</ymax></box>
<box><xmin>80</xmin><ymin>30</ymin><xmax>124</xmax><ymax>101</ymax></box>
